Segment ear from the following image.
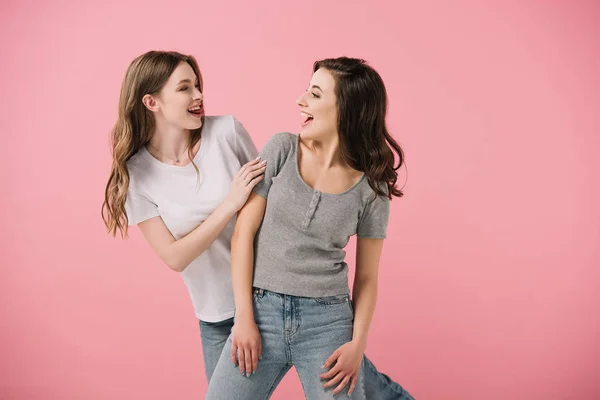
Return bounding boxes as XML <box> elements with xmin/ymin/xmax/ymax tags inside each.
<box><xmin>142</xmin><ymin>94</ymin><xmax>160</xmax><ymax>112</ymax></box>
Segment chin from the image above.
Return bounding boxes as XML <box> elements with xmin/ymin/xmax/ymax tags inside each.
<box><xmin>185</xmin><ymin>118</ymin><xmax>203</xmax><ymax>130</ymax></box>
<box><xmin>299</xmin><ymin>126</ymin><xmax>327</xmax><ymax>141</ymax></box>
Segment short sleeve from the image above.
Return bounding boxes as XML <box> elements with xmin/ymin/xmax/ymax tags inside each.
<box><xmin>357</xmin><ymin>194</ymin><xmax>390</xmax><ymax>239</ymax></box>
<box><xmin>233</xmin><ymin>117</ymin><xmax>259</xmax><ymax>165</ymax></box>
<box><xmin>125</xmin><ymin>183</ymin><xmax>159</xmax><ymax>226</ymax></box>
<box><xmin>252</xmin><ymin>133</ymin><xmax>293</xmax><ymax>199</ymax></box>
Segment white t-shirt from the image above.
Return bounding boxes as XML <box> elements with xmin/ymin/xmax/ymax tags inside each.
<box><xmin>125</xmin><ymin>115</ymin><xmax>258</xmax><ymax>322</ymax></box>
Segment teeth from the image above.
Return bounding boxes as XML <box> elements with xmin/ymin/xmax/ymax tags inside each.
<box><xmin>301</xmin><ymin>112</ymin><xmax>314</xmax><ymax>119</ymax></box>
<box><xmin>189</xmin><ymin>105</ymin><xmax>201</xmax><ymax>111</ymax></box>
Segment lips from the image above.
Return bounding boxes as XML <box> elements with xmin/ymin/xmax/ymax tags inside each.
<box><xmin>301</xmin><ymin>111</ymin><xmax>314</xmax><ymax>127</ymax></box>
<box><xmin>188</xmin><ymin>104</ymin><xmax>204</xmax><ymax>117</ymax></box>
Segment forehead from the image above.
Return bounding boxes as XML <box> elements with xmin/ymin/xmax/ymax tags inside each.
<box><xmin>311</xmin><ymin>68</ymin><xmax>335</xmax><ymax>91</ymax></box>
<box><xmin>167</xmin><ymin>62</ymin><xmax>198</xmax><ymax>85</ymax></box>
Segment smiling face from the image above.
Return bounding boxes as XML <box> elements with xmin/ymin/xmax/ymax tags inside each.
<box><xmin>145</xmin><ymin>61</ymin><xmax>204</xmax><ymax>131</ymax></box>
<box><xmin>296</xmin><ymin>68</ymin><xmax>339</xmax><ymax>141</ymax></box>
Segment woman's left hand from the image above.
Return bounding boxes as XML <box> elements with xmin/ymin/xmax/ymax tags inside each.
<box><xmin>319</xmin><ymin>340</ymin><xmax>366</xmax><ymax>396</ymax></box>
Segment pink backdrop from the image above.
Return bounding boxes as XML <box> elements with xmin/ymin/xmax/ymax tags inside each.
<box><xmin>1</xmin><ymin>1</ymin><xmax>599</xmax><ymax>399</ymax></box>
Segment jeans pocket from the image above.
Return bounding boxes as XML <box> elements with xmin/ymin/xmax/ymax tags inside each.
<box><xmin>312</xmin><ymin>293</ymin><xmax>350</xmax><ymax>305</ymax></box>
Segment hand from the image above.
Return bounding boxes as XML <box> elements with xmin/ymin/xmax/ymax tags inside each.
<box><xmin>320</xmin><ymin>340</ymin><xmax>365</xmax><ymax>396</ymax></box>
<box><xmin>231</xmin><ymin>316</ymin><xmax>262</xmax><ymax>378</ymax></box>
<box><xmin>225</xmin><ymin>158</ymin><xmax>266</xmax><ymax>212</ymax></box>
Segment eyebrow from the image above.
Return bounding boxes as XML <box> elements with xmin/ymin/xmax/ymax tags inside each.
<box><xmin>177</xmin><ymin>79</ymin><xmax>198</xmax><ymax>85</ymax></box>
<box><xmin>311</xmin><ymin>85</ymin><xmax>323</xmax><ymax>92</ymax></box>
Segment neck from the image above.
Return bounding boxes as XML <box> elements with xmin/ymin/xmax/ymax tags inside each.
<box><xmin>149</xmin><ymin>119</ymin><xmax>191</xmax><ymax>157</ymax></box>
<box><xmin>302</xmin><ymin>133</ymin><xmax>343</xmax><ymax>169</ymax></box>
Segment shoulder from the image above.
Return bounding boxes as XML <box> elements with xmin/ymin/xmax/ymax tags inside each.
<box><xmin>203</xmin><ymin>114</ymin><xmax>245</xmax><ymax>145</ymax></box>
<box><xmin>126</xmin><ymin>150</ymin><xmax>153</xmax><ymax>191</ymax></box>
<box><xmin>263</xmin><ymin>132</ymin><xmax>296</xmax><ymax>152</ymax></box>
<box><xmin>202</xmin><ymin>114</ymin><xmax>235</xmax><ymax>137</ymax></box>
<box><xmin>357</xmin><ymin>178</ymin><xmax>390</xmax><ymax>206</ymax></box>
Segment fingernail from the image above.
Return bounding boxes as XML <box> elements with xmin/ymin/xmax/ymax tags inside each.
<box><xmin>255</xmin><ymin>156</ymin><xmax>261</xmax><ymax>160</ymax></box>
<box><xmin>240</xmin><ymin>370</ymin><xmax>245</xmax><ymax>375</ymax></box>
<box><xmin>252</xmin><ymin>370</ymin><xmax>256</xmax><ymax>375</ymax></box>
<box><xmin>233</xmin><ymin>362</ymin><xmax>237</xmax><ymax>367</ymax></box>
<box><xmin>259</xmin><ymin>355</ymin><xmax>263</xmax><ymax>360</ymax></box>
<box><xmin>246</xmin><ymin>372</ymin><xmax>251</xmax><ymax>378</ymax></box>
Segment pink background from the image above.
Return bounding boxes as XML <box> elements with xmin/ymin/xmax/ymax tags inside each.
<box><xmin>1</xmin><ymin>1</ymin><xmax>599</xmax><ymax>399</ymax></box>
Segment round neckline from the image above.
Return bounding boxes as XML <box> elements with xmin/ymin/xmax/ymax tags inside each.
<box><xmin>293</xmin><ymin>134</ymin><xmax>366</xmax><ymax>196</ymax></box>
<box><xmin>141</xmin><ymin>132</ymin><xmax>207</xmax><ymax>170</ymax></box>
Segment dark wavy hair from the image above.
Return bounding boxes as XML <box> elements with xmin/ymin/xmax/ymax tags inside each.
<box><xmin>314</xmin><ymin>57</ymin><xmax>404</xmax><ymax>199</ymax></box>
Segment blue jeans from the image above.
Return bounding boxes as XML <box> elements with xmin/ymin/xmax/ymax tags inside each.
<box><xmin>201</xmin><ymin>289</ymin><xmax>414</xmax><ymax>399</ymax></box>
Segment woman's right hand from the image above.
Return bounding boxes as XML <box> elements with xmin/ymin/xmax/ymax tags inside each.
<box><xmin>231</xmin><ymin>316</ymin><xmax>262</xmax><ymax>377</ymax></box>
<box><xmin>225</xmin><ymin>158</ymin><xmax>267</xmax><ymax>213</ymax></box>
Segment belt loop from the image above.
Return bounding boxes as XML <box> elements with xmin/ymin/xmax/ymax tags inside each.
<box><xmin>253</xmin><ymin>287</ymin><xmax>265</xmax><ymax>298</ymax></box>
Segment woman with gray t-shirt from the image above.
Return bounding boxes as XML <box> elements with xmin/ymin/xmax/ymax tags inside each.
<box><xmin>207</xmin><ymin>58</ymin><xmax>413</xmax><ymax>399</ymax></box>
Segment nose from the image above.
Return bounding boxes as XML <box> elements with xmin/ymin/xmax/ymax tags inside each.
<box><xmin>296</xmin><ymin>93</ymin><xmax>307</xmax><ymax>107</ymax></box>
<box><xmin>193</xmin><ymin>87</ymin><xmax>203</xmax><ymax>101</ymax></box>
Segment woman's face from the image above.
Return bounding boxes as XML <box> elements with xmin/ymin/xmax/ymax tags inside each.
<box><xmin>296</xmin><ymin>68</ymin><xmax>338</xmax><ymax>141</ymax></box>
<box><xmin>149</xmin><ymin>62</ymin><xmax>204</xmax><ymax>131</ymax></box>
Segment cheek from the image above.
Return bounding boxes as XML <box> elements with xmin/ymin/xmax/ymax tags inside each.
<box><xmin>320</xmin><ymin>108</ymin><xmax>337</xmax><ymax>128</ymax></box>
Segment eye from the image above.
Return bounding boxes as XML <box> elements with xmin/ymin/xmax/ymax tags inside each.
<box><xmin>178</xmin><ymin>86</ymin><xmax>189</xmax><ymax>92</ymax></box>
<box><xmin>311</xmin><ymin>92</ymin><xmax>320</xmax><ymax>98</ymax></box>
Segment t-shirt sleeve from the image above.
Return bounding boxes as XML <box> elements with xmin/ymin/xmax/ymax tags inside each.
<box><xmin>252</xmin><ymin>133</ymin><xmax>291</xmax><ymax>199</ymax></box>
<box><xmin>232</xmin><ymin>116</ymin><xmax>259</xmax><ymax>165</ymax></box>
<box><xmin>125</xmin><ymin>179</ymin><xmax>159</xmax><ymax>226</ymax></box>
<box><xmin>357</xmin><ymin>193</ymin><xmax>391</xmax><ymax>239</ymax></box>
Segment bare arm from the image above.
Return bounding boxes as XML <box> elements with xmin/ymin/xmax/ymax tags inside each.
<box><xmin>321</xmin><ymin>237</ymin><xmax>384</xmax><ymax>395</ymax></box>
<box><xmin>137</xmin><ymin>158</ymin><xmax>266</xmax><ymax>272</ymax></box>
<box><xmin>229</xmin><ymin>192</ymin><xmax>267</xmax><ymax>377</ymax></box>
<box><xmin>351</xmin><ymin>238</ymin><xmax>384</xmax><ymax>346</ymax></box>
<box><xmin>230</xmin><ymin>192</ymin><xmax>267</xmax><ymax>318</ymax></box>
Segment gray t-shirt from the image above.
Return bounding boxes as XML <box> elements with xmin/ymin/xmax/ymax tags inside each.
<box><xmin>252</xmin><ymin>132</ymin><xmax>390</xmax><ymax>297</ymax></box>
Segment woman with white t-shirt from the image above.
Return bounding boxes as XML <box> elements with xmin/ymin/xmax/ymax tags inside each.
<box><xmin>102</xmin><ymin>50</ymin><xmax>412</xmax><ymax>399</ymax></box>
<box><xmin>102</xmin><ymin>51</ymin><xmax>264</xmax><ymax>381</ymax></box>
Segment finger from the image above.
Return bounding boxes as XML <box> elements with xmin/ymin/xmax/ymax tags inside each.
<box><xmin>238</xmin><ymin>347</ymin><xmax>246</xmax><ymax>375</ymax></box>
<box><xmin>251</xmin><ymin>347</ymin><xmax>259</xmax><ymax>374</ymax></box>
<box><xmin>231</xmin><ymin>340</ymin><xmax>238</xmax><ymax>367</ymax></box>
<box><xmin>248</xmin><ymin>174</ymin><xmax>264</xmax><ymax>188</ymax></box>
<box><xmin>332</xmin><ymin>375</ymin><xmax>351</xmax><ymax>395</ymax></box>
<box><xmin>319</xmin><ymin>365</ymin><xmax>340</xmax><ymax>380</ymax></box>
<box><xmin>244</xmin><ymin>346</ymin><xmax>253</xmax><ymax>377</ymax></box>
<box><xmin>323</xmin><ymin>350</ymin><xmax>339</xmax><ymax>369</ymax></box>
<box><xmin>247</xmin><ymin>160</ymin><xmax>267</xmax><ymax>172</ymax></box>
<box><xmin>245</xmin><ymin>169</ymin><xmax>266</xmax><ymax>185</ymax></box>
<box><xmin>242</xmin><ymin>168</ymin><xmax>252</xmax><ymax>182</ymax></box>
<box><xmin>250</xmin><ymin>165</ymin><xmax>267</xmax><ymax>178</ymax></box>
<box><xmin>243</xmin><ymin>158</ymin><xmax>261</xmax><ymax>168</ymax></box>
<box><xmin>258</xmin><ymin>341</ymin><xmax>263</xmax><ymax>362</ymax></box>
<box><xmin>348</xmin><ymin>374</ymin><xmax>357</xmax><ymax>396</ymax></box>
<box><xmin>322</xmin><ymin>371</ymin><xmax>344</xmax><ymax>388</ymax></box>
<box><xmin>237</xmin><ymin>164</ymin><xmax>249</xmax><ymax>177</ymax></box>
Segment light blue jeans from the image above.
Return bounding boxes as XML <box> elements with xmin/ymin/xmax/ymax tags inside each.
<box><xmin>200</xmin><ymin>288</ymin><xmax>414</xmax><ymax>399</ymax></box>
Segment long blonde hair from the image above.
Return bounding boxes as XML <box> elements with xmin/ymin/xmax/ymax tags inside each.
<box><xmin>102</xmin><ymin>51</ymin><xmax>203</xmax><ymax>238</ymax></box>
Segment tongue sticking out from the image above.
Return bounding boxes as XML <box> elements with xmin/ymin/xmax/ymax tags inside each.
<box><xmin>301</xmin><ymin>115</ymin><xmax>313</xmax><ymax>127</ymax></box>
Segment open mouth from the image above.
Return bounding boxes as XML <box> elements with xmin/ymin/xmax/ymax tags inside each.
<box><xmin>301</xmin><ymin>111</ymin><xmax>314</xmax><ymax>127</ymax></box>
<box><xmin>188</xmin><ymin>104</ymin><xmax>204</xmax><ymax>118</ymax></box>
